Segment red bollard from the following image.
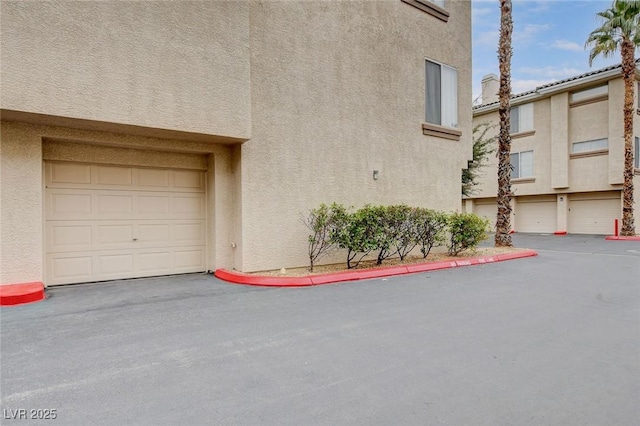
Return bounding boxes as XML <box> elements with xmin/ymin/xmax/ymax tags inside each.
<box><xmin>614</xmin><ymin>219</ymin><xmax>619</xmax><ymax>237</ymax></box>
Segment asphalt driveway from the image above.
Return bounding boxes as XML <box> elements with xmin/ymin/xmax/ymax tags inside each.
<box><xmin>1</xmin><ymin>234</ymin><xmax>638</xmax><ymax>425</ymax></box>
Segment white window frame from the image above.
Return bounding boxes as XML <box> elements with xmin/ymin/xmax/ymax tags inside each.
<box><xmin>570</xmin><ymin>84</ymin><xmax>608</xmax><ymax>104</ymax></box>
<box><xmin>571</xmin><ymin>138</ymin><xmax>608</xmax><ymax>154</ymax></box>
<box><xmin>427</xmin><ymin>0</ymin><xmax>445</xmax><ymax>7</ymax></box>
<box><xmin>511</xmin><ymin>150</ymin><xmax>534</xmax><ymax>179</ymax></box>
<box><xmin>510</xmin><ymin>103</ymin><xmax>534</xmax><ymax>134</ymax></box>
<box><xmin>425</xmin><ymin>59</ymin><xmax>458</xmax><ymax>129</ymax></box>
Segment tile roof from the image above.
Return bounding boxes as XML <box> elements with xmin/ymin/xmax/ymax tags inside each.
<box><xmin>473</xmin><ymin>59</ymin><xmax>639</xmax><ymax>110</ymax></box>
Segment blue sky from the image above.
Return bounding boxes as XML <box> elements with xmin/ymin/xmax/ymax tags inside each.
<box><xmin>472</xmin><ymin>0</ymin><xmax>623</xmax><ymax>102</ymax></box>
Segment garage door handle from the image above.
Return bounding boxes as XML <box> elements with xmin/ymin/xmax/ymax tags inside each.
<box><xmin>133</xmin><ymin>238</ymin><xmax>138</xmax><ymax>241</ymax></box>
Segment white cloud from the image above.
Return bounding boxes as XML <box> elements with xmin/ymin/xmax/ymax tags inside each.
<box><xmin>511</xmin><ymin>78</ymin><xmax>557</xmax><ymax>94</ymax></box>
<box><xmin>513</xmin><ymin>24</ymin><xmax>552</xmax><ymax>45</ymax></box>
<box><xmin>551</xmin><ymin>39</ymin><xmax>584</xmax><ymax>52</ymax></box>
<box><xmin>475</xmin><ymin>29</ymin><xmax>499</xmax><ymax>47</ymax></box>
<box><xmin>518</xmin><ymin>66</ymin><xmax>585</xmax><ymax>79</ymax></box>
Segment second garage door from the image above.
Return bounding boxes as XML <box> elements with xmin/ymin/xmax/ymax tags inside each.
<box><xmin>474</xmin><ymin>199</ymin><xmax>497</xmax><ymax>231</ymax></box>
<box><xmin>568</xmin><ymin>192</ymin><xmax>621</xmax><ymax>235</ymax></box>
<box><xmin>515</xmin><ymin>196</ymin><xmax>556</xmax><ymax>233</ymax></box>
<box><xmin>45</xmin><ymin>162</ymin><xmax>207</xmax><ymax>285</ymax></box>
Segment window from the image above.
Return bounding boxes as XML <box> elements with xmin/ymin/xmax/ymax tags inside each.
<box><xmin>572</xmin><ymin>138</ymin><xmax>608</xmax><ymax>154</ymax></box>
<box><xmin>570</xmin><ymin>84</ymin><xmax>608</xmax><ymax>104</ymax></box>
<box><xmin>635</xmin><ymin>137</ymin><xmax>639</xmax><ymax>168</ymax></box>
<box><xmin>510</xmin><ymin>103</ymin><xmax>533</xmax><ymax>133</ymax></box>
<box><xmin>426</xmin><ymin>59</ymin><xmax>458</xmax><ymax>129</ymax></box>
<box><xmin>511</xmin><ymin>150</ymin><xmax>533</xmax><ymax>179</ymax></box>
<box><xmin>402</xmin><ymin>0</ymin><xmax>449</xmax><ymax>21</ymax></box>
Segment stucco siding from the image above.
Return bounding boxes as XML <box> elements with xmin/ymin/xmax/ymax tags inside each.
<box><xmin>1</xmin><ymin>1</ymin><xmax>251</xmax><ymax>139</ymax></box>
<box><xmin>241</xmin><ymin>0</ymin><xmax>472</xmax><ymax>271</ymax></box>
<box><xmin>0</xmin><ymin>124</ymin><xmax>44</xmax><ymax>284</ymax></box>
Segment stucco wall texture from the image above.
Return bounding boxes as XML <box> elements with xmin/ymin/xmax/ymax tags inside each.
<box><xmin>242</xmin><ymin>0</ymin><xmax>472</xmax><ymax>271</ymax></box>
<box><xmin>1</xmin><ymin>0</ymin><xmax>472</xmax><ymax>281</ymax></box>
<box><xmin>1</xmin><ymin>1</ymin><xmax>251</xmax><ymax>139</ymax></box>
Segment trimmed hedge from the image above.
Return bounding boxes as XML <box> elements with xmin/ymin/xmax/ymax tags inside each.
<box><xmin>304</xmin><ymin>204</ymin><xmax>489</xmax><ymax>270</ymax></box>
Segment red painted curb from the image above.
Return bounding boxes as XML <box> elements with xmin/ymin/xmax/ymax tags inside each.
<box><xmin>0</xmin><ymin>282</ymin><xmax>46</xmax><ymax>306</ymax></box>
<box><xmin>554</xmin><ymin>231</ymin><xmax>567</xmax><ymax>235</ymax></box>
<box><xmin>215</xmin><ymin>249</ymin><xmax>538</xmax><ymax>287</ymax></box>
<box><xmin>605</xmin><ymin>236</ymin><xmax>640</xmax><ymax>241</ymax></box>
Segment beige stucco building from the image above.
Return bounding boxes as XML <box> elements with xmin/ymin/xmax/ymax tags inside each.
<box><xmin>1</xmin><ymin>0</ymin><xmax>472</xmax><ymax>286</ymax></box>
<box><xmin>467</xmin><ymin>63</ymin><xmax>640</xmax><ymax>235</ymax></box>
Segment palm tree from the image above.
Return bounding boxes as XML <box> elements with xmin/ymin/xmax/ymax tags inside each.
<box><xmin>495</xmin><ymin>0</ymin><xmax>513</xmax><ymax>247</ymax></box>
<box><xmin>586</xmin><ymin>0</ymin><xmax>639</xmax><ymax>236</ymax></box>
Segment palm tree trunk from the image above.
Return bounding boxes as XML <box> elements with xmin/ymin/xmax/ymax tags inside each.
<box><xmin>495</xmin><ymin>0</ymin><xmax>513</xmax><ymax>247</ymax></box>
<box><xmin>620</xmin><ymin>39</ymin><xmax>636</xmax><ymax>236</ymax></box>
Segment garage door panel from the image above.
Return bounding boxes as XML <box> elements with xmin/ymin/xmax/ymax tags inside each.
<box><xmin>96</xmin><ymin>224</ymin><xmax>134</xmax><ymax>245</ymax></box>
<box><xmin>173</xmin><ymin>195</ymin><xmax>205</xmax><ymax>217</ymax></box>
<box><xmin>50</xmin><ymin>163</ymin><xmax>92</xmax><ymax>184</ymax></box>
<box><xmin>138</xmin><ymin>195</ymin><xmax>171</xmax><ymax>215</ymax></box>
<box><xmin>48</xmin><ymin>224</ymin><xmax>93</xmax><ymax>252</ymax></box>
<box><xmin>516</xmin><ymin>201</ymin><xmax>556</xmax><ymax>233</ymax></box>
<box><xmin>48</xmin><ymin>192</ymin><xmax>93</xmax><ymax>218</ymax></box>
<box><xmin>138</xmin><ymin>252</ymin><xmax>173</xmax><ymax>272</ymax></box>
<box><xmin>137</xmin><ymin>169</ymin><xmax>170</xmax><ymax>187</ymax></box>
<box><xmin>174</xmin><ymin>170</ymin><xmax>204</xmax><ymax>189</ymax></box>
<box><xmin>99</xmin><ymin>254</ymin><xmax>135</xmax><ymax>275</ymax></box>
<box><xmin>474</xmin><ymin>203</ymin><xmax>497</xmax><ymax>230</ymax></box>
<box><xmin>175</xmin><ymin>249</ymin><xmax>206</xmax><ymax>269</ymax></box>
<box><xmin>45</xmin><ymin>162</ymin><xmax>207</xmax><ymax>285</ymax></box>
<box><xmin>569</xmin><ymin>197</ymin><xmax>620</xmax><ymax>234</ymax></box>
<box><xmin>95</xmin><ymin>166</ymin><xmax>133</xmax><ymax>186</ymax></box>
<box><xmin>50</xmin><ymin>256</ymin><xmax>93</xmax><ymax>280</ymax></box>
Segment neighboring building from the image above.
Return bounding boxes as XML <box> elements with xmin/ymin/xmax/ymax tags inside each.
<box><xmin>467</xmin><ymin>63</ymin><xmax>640</xmax><ymax>235</ymax></box>
<box><xmin>0</xmin><ymin>1</ymin><xmax>472</xmax><ymax>286</ymax></box>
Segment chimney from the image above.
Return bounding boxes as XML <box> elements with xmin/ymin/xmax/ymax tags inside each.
<box><xmin>481</xmin><ymin>74</ymin><xmax>499</xmax><ymax>105</ymax></box>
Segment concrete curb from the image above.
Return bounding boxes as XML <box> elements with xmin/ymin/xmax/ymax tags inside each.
<box><xmin>215</xmin><ymin>249</ymin><xmax>539</xmax><ymax>287</ymax></box>
<box><xmin>0</xmin><ymin>282</ymin><xmax>46</xmax><ymax>306</ymax></box>
<box><xmin>605</xmin><ymin>236</ymin><xmax>640</xmax><ymax>241</ymax></box>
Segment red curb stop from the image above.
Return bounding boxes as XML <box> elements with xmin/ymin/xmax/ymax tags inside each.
<box><xmin>0</xmin><ymin>282</ymin><xmax>46</xmax><ymax>306</ymax></box>
<box><xmin>215</xmin><ymin>249</ymin><xmax>538</xmax><ymax>287</ymax></box>
<box><xmin>605</xmin><ymin>236</ymin><xmax>640</xmax><ymax>241</ymax></box>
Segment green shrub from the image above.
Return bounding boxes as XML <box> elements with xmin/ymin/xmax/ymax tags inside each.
<box><xmin>302</xmin><ymin>203</ymin><xmax>348</xmax><ymax>271</ymax></box>
<box><xmin>446</xmin><ymin>212</ymin><xmax>489</xmax><ymax>256</ymax></box>
<box><xmin>333</xmin><ymin>205</ymin><xmax>388</xmax><ymax>269</ymax></box>
<box><xmin>414</xmin><ymin>208</ymin><xmax>447</xmax><ymax>258</ymax></box>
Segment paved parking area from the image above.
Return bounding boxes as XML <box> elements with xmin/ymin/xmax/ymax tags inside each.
<box><xmin>1</xmin><ymin>235</ymin><xmax>639</xmax><ymax>425</ymax></box>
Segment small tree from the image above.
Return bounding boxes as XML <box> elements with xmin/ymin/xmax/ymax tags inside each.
<box><xmin>462</xmin><ymin>122</ymin><xmax>496</xmax><ymax>197</ymax></box>
<box><xmin>302</xmin><ymin>203</ymin><xmax>348</xmax><ymax>271</ymax></box>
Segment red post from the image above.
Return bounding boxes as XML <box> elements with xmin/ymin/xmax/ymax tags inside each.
<box><xmin>614</xmin><ymin>219</ymin><xmax>619</xmax><ymax>237</ymax></box>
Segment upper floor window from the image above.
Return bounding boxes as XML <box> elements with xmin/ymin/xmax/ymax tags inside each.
<box><xmin>572</xmin><ymin>138</ymin><xmax>608</xmax><ymax>154</ymax></box>
<box><xmin>402</xmin><ymin>0</ymin><xmax>449</xmax><ymax>22</ymax></box>
<box><xmin>426</xmin><ymin>59</ymin><xmax>458</xmax><ymax>129</ymax></box>
<box><xmin>570</xmin><ymin>84</ymin><xmax>608</xmax><ymax>105</ymax></box>
<box><xmin>511</xmin><ymin>150</ymin><xmax>533</xmax><ymax>179</ymax></box>
<box><xmin>510</xmin><ymin>103</ymin><xmax>533</xmax><ymax>134</ymax></box>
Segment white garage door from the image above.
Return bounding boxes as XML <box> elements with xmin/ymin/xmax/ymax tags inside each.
<box><xmin>474</xmin><ymin>199</ymin><xmax>497</xmax><ymax>230</ymax></box>
<box><xmin>516</xmin><ymin>197</ymin><xmax>556</xmax><ymax>233</ymax></box>
<box><xmin>568</xmin><ymin>195</ymin><xmax>620</xmax><ymax>235</ymax></box>
<box><xmin>45</xmin><ymin>162</ymin><xmax>207</xmax><ymax>285</ymax></box>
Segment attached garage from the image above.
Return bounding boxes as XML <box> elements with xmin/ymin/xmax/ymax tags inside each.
<box><xmin>515</xmin><ymin>196</ymin><xmax>556</xmax><ymax>233</ymax></box>
<box><xmin>473</xmin><ymin>198</ymin><xmax>497</xmax><ymax>230</ymax></box>
<box><xmin>568</xmin><ymin>192</ymin><xmax>621</xmax><ymax>235</ymax></box>
<box><xmin>45</xmin><ymin>162</ymin><xmax>207</xmax><ymax>285</ymax></box>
